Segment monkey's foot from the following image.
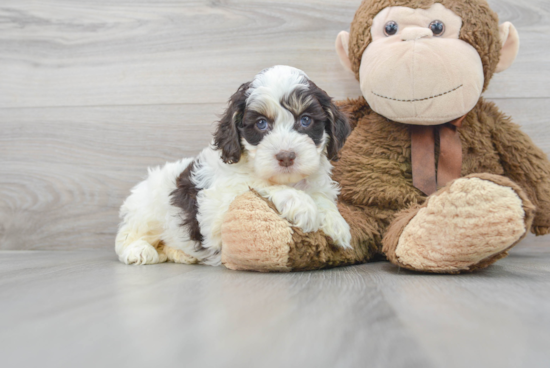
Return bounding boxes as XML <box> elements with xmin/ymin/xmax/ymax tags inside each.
<box><xmin>221</xmin><ymin>189</ymin><xmax>370</xmax><ymax>272</ymax></box>
<box><xmin>221</xmin><ymin>190</ymin><xmax>294</xmax><ymax>272</ymax></box>
<box><xmin>383</xmin><ymin>174</ymin><xmax>535</xmax><ymax>273</ymax></box>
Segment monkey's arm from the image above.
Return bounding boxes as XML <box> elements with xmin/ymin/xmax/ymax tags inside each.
<box><xmin>487</xmin><ymin>103</ymin><xmax>550</xmax><ymax>235</ymax></box>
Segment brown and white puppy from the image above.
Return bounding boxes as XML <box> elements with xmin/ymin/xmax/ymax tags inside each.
<box><xmin>115</xmin><ymin>66</ymin><xmax>352</xmax><ymax>266</ymax></box>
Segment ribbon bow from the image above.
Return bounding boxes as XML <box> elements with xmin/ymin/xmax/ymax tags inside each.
<box><xmin>410</xmin><ymin>115</ymin><xmax>466</xmax><ymax>196</ymax></box>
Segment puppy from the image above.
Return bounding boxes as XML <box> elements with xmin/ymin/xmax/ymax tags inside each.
<box><xmin>115</xmin><ymin>65</ymin><xmax>352</xmax><ymax>266</ymax></box>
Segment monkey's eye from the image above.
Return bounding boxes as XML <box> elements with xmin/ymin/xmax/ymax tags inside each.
<box><xmin>384</xmin><ymin>21</ymin><xmax>398</xmax><ymax>36</ymax></box>
<box><xmin>429</xmin><ymin>20</ymin><xmax>445</xmax><ymax>36</ymax></box>
<box><xmin>300</xmin><ymin>116</ymin><xmax>312</xmax><ymax>128</ymax></box>
<box><xmin>256</xmin><ymin>119</ymin><xmax>268</xmax><ymax>130</ymax></box>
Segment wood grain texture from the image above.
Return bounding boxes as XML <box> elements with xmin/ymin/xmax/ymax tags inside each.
<box><xmin>0</xmin><ymin>246</ymin><xmax>549</xmax><ymax>368</ymax></box>
<box><xmin>0</xmin><ymin>105</ymin><xmax>218</xmax><ymax>250</ymax></box>
<box><xmin>0</xmin><ymin>0</ymin><xmax>549</xmax><ymax>109</ymax></box>
<box><xmin>1</xmin><ymin>2</ymin><xmax>550</xmax><ymax>365</ymax></box>
<box><xmin>0</xmin><ymin>0</ymin><xmax>549</xmax><ymax>251</ymax></box>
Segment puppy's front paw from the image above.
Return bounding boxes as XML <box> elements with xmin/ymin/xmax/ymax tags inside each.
<box><xmin>322</xmin><ymin>212</ymin><xmax>352</xmax><ymax>248</ymax></box>
<box><xmin>269</xmin><ymin>189</ymin><xmax>319</xmax><ymax>233</ymax></box>
<box><xmin>119</xmin><ymin>239</ymin><xmax>162</xmax><ymax>265</ymax></box>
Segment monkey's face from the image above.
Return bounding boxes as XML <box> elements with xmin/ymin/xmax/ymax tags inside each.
<box><xmin>359</xmin><ymin>3</ymin><xmax>484</xmax><ymax>125</ymax></box>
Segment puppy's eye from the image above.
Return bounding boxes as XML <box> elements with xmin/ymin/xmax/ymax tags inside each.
<box><xmin>300</xmin><ymin>116</ymin><xmax>312</xmax><ymax>128</ymax></box>
<box><xmin>256</xmin><ymin>119</ymin><xmax>268</xmax><ymax>130</ymax></box>
<box><xmin>429</xmin><ymin>20</ymin><xmax>445</xmax><ymax>36</ymax></box>
<box><xmin>384</xmin><ymin>21</ymin><xmax>398</xmax><ymax>36</ymax></box>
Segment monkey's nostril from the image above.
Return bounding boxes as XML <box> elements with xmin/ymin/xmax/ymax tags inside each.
<box><xmin>276</xmin><ymin>151</ymin><xmax>296</xmax><ymax>167</ymax></box>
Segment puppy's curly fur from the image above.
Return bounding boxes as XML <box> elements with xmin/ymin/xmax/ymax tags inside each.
<box><xmin>115</xmin><ymin>66</ymin><xmax>352</xmax><ymax>265</ymax></box>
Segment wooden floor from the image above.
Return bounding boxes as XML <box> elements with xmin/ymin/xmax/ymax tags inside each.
<box><xmin>1</xmin><ymin>0</ymin><xmax>550</xmax><ymax>367</ymax></box>
<box><xmin>1</xmin><ymin>240</ymin><xmax>549</xmax><ymax>368</ymax></box>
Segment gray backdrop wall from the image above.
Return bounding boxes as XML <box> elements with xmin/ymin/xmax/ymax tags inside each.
<box><xmin>1</xmin><ymin>0</ymin><xmax>549</xmax><ymax>250</ymax></box>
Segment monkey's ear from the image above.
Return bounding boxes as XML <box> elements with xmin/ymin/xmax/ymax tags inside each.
<box><xmin>335</xmin><ymin>31</ymin><xmax>353</xmax><ymax>73</ymax></box>
<box><xmin>495</xmin><ymin>22</ymin><xmax>520</xmax><ymax>73</ymax></box>
<box><xmin>213</xmin><ymin>82</ymin><xmax>250</xmax><ymax>164</ymax></box>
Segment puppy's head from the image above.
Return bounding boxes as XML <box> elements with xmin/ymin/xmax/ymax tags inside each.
<box><xmin>213</xmin><ymin>65</ymin><xmax>351</xmax><ymax>184</ymax></box>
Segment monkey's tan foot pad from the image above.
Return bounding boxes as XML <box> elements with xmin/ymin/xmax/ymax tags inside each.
<box><xmin>221</xmin><ymin>190</ymin><xmax>294</xmax><ymax>272</ymax></box>
<box><xmin>221</xmin><ymin>190</ymin><xmax>368</xmax><ymax>272</ymax></box>
<box><xmin>386</xmin><ymin>175</ymin><xmax>535</xmax><ymax>273</ymax></box>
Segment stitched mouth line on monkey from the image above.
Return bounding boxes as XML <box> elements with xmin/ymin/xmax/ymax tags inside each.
<box><xmin>371</xmin><ymin>85</ymin><xmax>463</xmax><ymax>102</ymax></box>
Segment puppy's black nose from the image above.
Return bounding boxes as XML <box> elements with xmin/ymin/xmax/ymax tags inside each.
<box><xmin>276</xmin><ymin>151</ymin><xmax>296</xmax><ymax>167</ymax></box>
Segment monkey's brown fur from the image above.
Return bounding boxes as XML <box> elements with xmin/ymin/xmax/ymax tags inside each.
<box><xmin>221</xmin><ymin>0</ymin><xmax>550</xmax><ymax>273</ymax></box>
<box><xmin>334</xmin><ymin>96</ymin><xmax>550</xmax><ymax>238</ymax></box>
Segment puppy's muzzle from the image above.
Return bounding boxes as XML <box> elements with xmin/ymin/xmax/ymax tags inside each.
<box><xmin>276</xmin><ymin>151</ymin><xmax>296</xmax><ymax>167</ymax></box>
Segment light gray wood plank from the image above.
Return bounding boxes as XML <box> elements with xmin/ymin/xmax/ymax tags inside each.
<box><xmin>0</xmin><ymin>0</ymin><xmax>549</xmax><ymax>110</ymax></box>
<box><xmin>0</xmin><ymin>246</ymin><xmax>549</xmax><ymax>368</ymax></box>
<box><xmin>0</xmin><ymin>250</ymin><xmax>434</xmax><ymax>368</ymax></box>
<box><xmin>365</xmin><ymin>240</ymin><xmax>550</xmax><ymax>368</ymax></box>
<box><xmin>1</xmin><ymin>98</ymin><xmax>549</xmax><ymax>251</ymax></box>
<box><xmin>0</xmin><ymin>0</ymin><xmax>549</xmax><ymax>251</ymax></box>
<box><xmin>0</xmin><ymin>0</ymin><xmax>360</xmax><ymax>108</ymax></box>
<box><xmin>0</xmin><ymin>104</ymin><xmax>218</xmax><ymax>250</ymax></box>
<box><xmin>0</xmin><ymin>104</ymin><xmax>219</xmax><ymax>170</ymax></box>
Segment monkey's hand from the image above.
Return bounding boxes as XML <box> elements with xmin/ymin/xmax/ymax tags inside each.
<box><xmin>490</xmin><ymin>103</ymin><xmax>550</xmax><ymax>236</ymax></box>
<box><xmin>533</xmin><ymin>226</ymin><xmax>550</xmax><ymax>236</ymax></box>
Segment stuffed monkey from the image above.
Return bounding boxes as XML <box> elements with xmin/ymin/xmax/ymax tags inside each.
<box><xmin>221</xmin><ymin>0</ymin><xmax>550</xmax><ymax>273</ymax></box>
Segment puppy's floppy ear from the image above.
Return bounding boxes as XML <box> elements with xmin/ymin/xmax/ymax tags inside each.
<box><xmin>310</xmin><ymin>82</ymin><xmax>351</xmax><ymax>161</ymax></box>
<box><xmin>325</xmin><ymin>101</ymin><xmax>351</xmax><ymax>161</ymax></box>
<box><xmin>213</xmin><ymin>82</ymin><xmax>251</xmax><ymax>164</ymax></box>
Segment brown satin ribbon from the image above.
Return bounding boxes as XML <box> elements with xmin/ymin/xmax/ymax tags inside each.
<box><xmin>410</xmin><ymin>115</ymin><xmax>466</xmax><ymax>196</ymax></box>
